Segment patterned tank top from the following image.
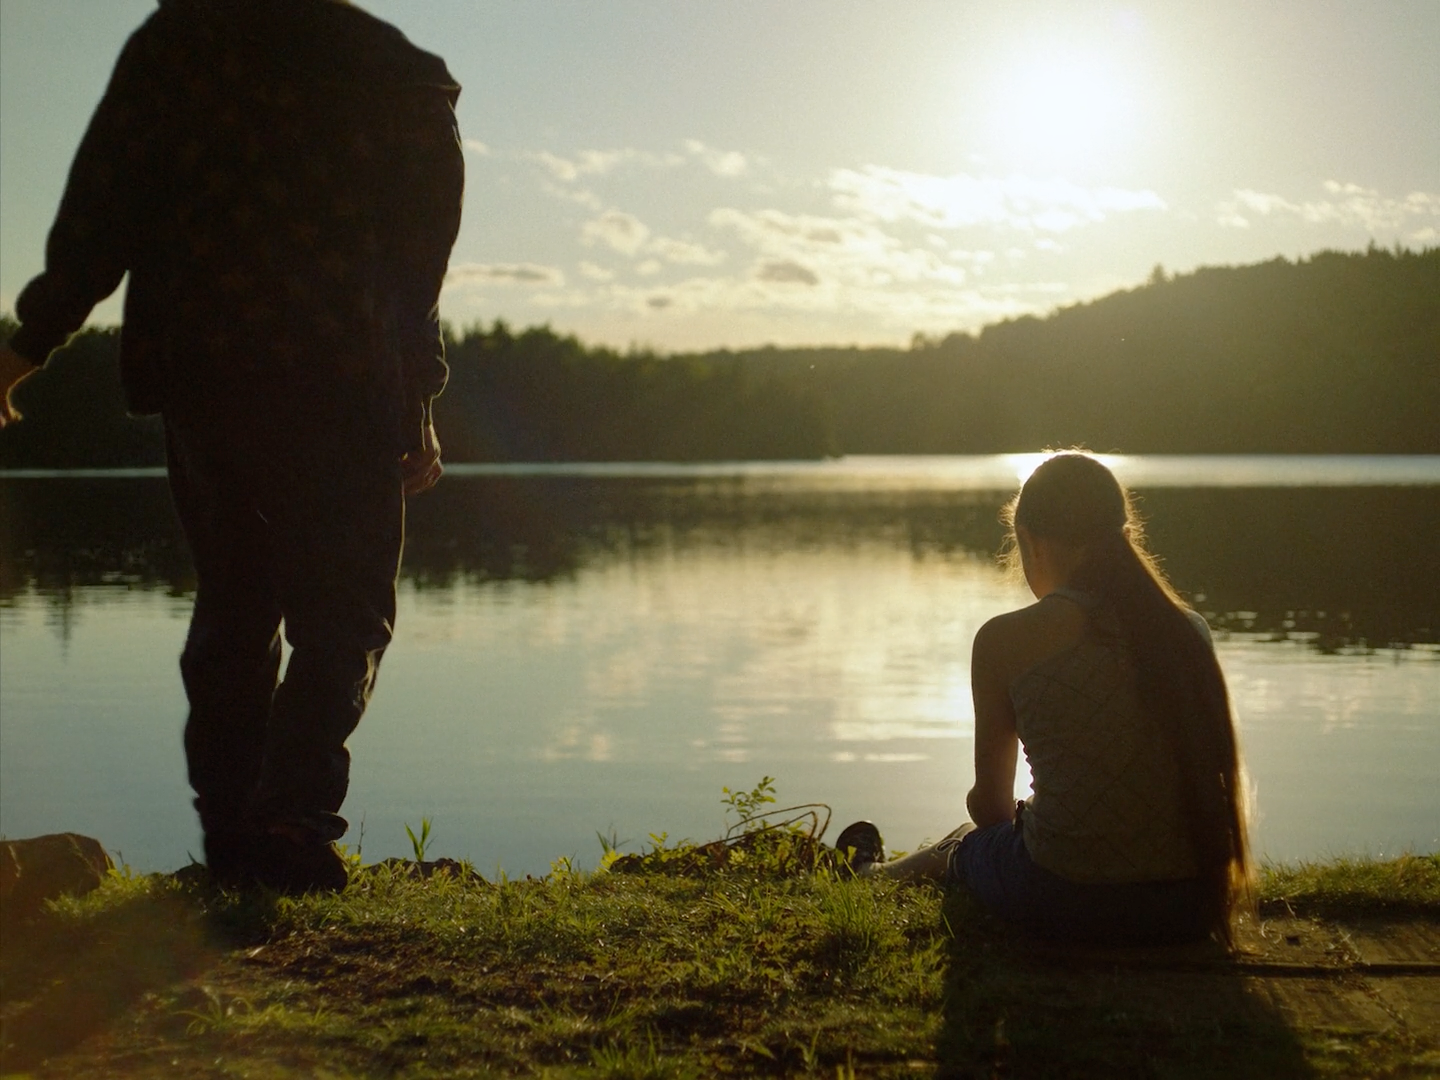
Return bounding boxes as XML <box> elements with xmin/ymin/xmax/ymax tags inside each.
<box><xmin>1013</xmin><ymin>587</ymin><xmax>1208</xmax><ymax>883</ymax></box>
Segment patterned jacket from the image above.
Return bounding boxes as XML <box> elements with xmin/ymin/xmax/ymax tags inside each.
<box><xmin>10</xmin><ymin>0</ymin><xmax>463</xmax><ymax>455</ymax></box>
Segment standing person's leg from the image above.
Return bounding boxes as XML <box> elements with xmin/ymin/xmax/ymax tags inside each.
<box><xmin>168</xmin><ymin>402</ymin><xmax>404</xmax><ymax>892</ymax></box>
<box><xmin>250</xmin><ymin>441</ymin><xmax>404</xmax><ymax>846</ymax></box>
<box><xmin>208</xmin><ymin>411</ymin><xmax>406</xmax><ymax>892</ymax></box>
<box><xmin>165</xmin><ymin>421</ymin><xmax>283</xmax><ymax>876</ymax></box>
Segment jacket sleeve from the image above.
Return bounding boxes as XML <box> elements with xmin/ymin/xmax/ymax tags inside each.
<box><xmin>383</xmin><ymin>88</ymin><xmax>464</xmax><ymax>453</ymax></box>
<box><xmin>10</xmin><ymin>20</ymin><xmax>168</xmax><ymax>365</ymax></box>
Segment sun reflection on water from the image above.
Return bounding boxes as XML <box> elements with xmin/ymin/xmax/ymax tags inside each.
<box><xmin>1004</xmin><ymin>451</ymin><xmax>1131</xmax><ymax>485</ymax></box>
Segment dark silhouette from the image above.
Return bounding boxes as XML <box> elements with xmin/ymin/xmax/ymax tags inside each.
<box><xmin>0</xmin><ymin>0</ymin><xmax>464</xmax><ymax>892</ymax></box>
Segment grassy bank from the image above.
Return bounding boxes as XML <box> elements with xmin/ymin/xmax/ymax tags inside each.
<box><xmin>2</xmin><ymin>821</ymin><xmax>1437</xmax><ymax>1078</ymax></box>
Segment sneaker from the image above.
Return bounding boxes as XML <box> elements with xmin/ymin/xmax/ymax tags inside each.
<box><xmin>834</xmin><ymin>820</ymin><xmax>885</xmax><ymax>873</ymax></box>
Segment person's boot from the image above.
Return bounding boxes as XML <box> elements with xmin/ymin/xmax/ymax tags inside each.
<box><xmin>202</xmin><ymin>819</ymin><xmax>348</xmax><ymax>895</ymax></box>
<box><xmin>246</xmin><ymin>823</ymin><xmax>349</xmax><ymax>894</ymax></box>
<box><xmin>203</xmin><ymin>829</ymin><xmax>261</xmax><ymax>888</ymax></box>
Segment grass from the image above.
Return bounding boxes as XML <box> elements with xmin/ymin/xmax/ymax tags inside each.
<box><xmin>1258</xmin><ymin>853</ymin><xmax>1440</xmax><ymax>918</ymax></box>
<box><xmin>2</xmin><ymin>787</ymin><xmax>1437</xmax><ymax>1078</ymax></box>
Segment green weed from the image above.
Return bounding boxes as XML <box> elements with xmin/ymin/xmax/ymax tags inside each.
<box><xmin>404</xmin><ymin>816</ymin><xmax>433</xmax><ymax>863</ymax></box>
<box><xmin>607</xmin><ymin>777</ymin><xmax>838</xmax><ymax>878</ymax></box>
<box><xmin>588</xmin><ymin>1029</ymin><xmax>699</xmax><ymax>1080</ymax></box>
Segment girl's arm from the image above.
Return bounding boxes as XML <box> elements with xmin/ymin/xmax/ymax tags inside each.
<box><xmin>966</xmin><ymin>617</ymin><xmax>1020</xmax><ymax>829</ymax></box>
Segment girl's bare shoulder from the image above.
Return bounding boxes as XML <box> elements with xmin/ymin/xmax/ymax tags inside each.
<box><xmin>974</xmin><ymin>594</ymin><xmax>1089</xmax><ymax>682</ymax></box>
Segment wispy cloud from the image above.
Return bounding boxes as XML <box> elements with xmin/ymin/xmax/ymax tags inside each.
<box><xmin>475</xmin><ymin>145</ymin><xmax>1180</xmax><ymax>343</ymax></box>
<box><xmin>446</xmin><ymin>262</ymin><xmax>565</xmax><ymax>287</ymax></box>
<box><xmin>683</xmin><ymin>138</ymin><xmax>749</xmax><ymax>178</ymax></box>
<box><xmin>709</xmin><ymin>208</ymin><xmax>970</xmax><ymax>289</ymax></box>
<box><xmin>532</xmin><ymin>147</ymin><xmax>685</xmax><ymax>183</ymax></box>
<box><xmin>582</xmin><ymin>210</ymin><xmax>726</xmax><ymax>267</ymax></box>
<box><xmin>539</xmin><ymin>181</ymin><xmax>604</xmax><ymax>211</ymax></box>
<box><xmin>755</xmin><ymin>260</ymin><xmax>820</xmax><ymax>286</ymax></box>
<box><xmin>830</xmin><ymin>166</ymin><xmax>1166</xmax><ymax>233</ymax></box>
<box><xmin>581</xmin><ymin>210</ymin><xmax>651</xmax><ymax>255</ymax></box>
<box><xmin>577</xmin><ymin>273</ymin><xmax>1056</xmax><ymax>335</ymax></box>
<box><xmin>528</xmin><ymin>140</ymin><xmax>753</xmax><ymax>195</ymax></box>
<box><xmin>1217</xmin><ymin>181</ymin><xmax>1440</xmax><ymax>239</ymax></box>
<box><xmin>647</xmin><ymin>236</ymin><xmax>726</xmax><ymax>266</ymax></box>
<box><xmin>578</xmin><ymin>261</ymin><xmax>616</xmax><ymax>283</ymax></box>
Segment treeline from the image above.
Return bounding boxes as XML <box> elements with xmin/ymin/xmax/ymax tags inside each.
<box><xmin>2</xmin><ymin>245</ymin><xmax>1437</xmax><ymax>467</ymax></box>
<box><xmin>434</xmin><ymin>324</ymin><xmax>834</xmax><ymax>462</ymax></box>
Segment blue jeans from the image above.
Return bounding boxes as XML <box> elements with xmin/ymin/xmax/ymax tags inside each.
<box><xmin>946</xmin><ymin>822</ymin><xmax>1209</xmax><ymax>946</ymax></box>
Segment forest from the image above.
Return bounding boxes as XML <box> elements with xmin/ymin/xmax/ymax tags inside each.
<box><xmin>2</xmin><ymin>245</ymin><xmax>1436</xmax><ymax>467</ymax></box>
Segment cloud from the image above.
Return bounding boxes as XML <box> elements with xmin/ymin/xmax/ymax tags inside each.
<box><xmin>469</xmin><ymin>145</ymin><xmax>1182</xmax><ymax>344</ymax></box>
<box><xmin>683</xmin><ymin>138</ymin><xmax>749</xmax><ymax>178</ymax></box>
<box><xmin>445</xmin><ymin>262</ymin><xmax>565</xmax><ymax>287</ymax></box>
<box><xmin>533</xmin><ymin>151</ymin><xmax>581</xmax><ymax>182</ymax></box>
<box><xmin>647</xmin><ymin>236</ymin><xmax>726</xmax><ymax>266</ymax></box>
<box><xmin>709</xmin><ymin>207</ymin><xmax>968</xmax><ymax>289</ymax></box>
<box><xmin>579</xmin><ymin>271</ymin><xmax>1055</xmax><ymax>338</ymax></box>
<box><xmin>532</xmin><ymin>147</ymin><xmax>685</xmax><ymax>183</ymax></box>
<box><xmin>541</xmin><ymin>181</ymin><xmax>605</xmax><ymax>211</ymax></box>
<box><xmin>541</xmin><ymin>204</ymin><xmax>1014</xmax><ymax>334</ymax></box>
<box><xmin>1216</xmin><ymin>181</ymin><xmax>1440</xmax><ymax>238</ymax></box>
<box><xmin>529</xmin><ymin>141</ymin><xmax>751</xmax><ymax>200</ymax></box>
<box><xmin>830</xmin><ymin>166</ymin><xmax>1166</xmax><ymax>233</ymax></box>
<box><xmin>755</xmin><ymin>260</ymin><xmax>820</xmax><ymax>286</ymax></box>
<box><xmin>581</xmin><ymin>210</ymin><xmax>727</xmax><ymax>267</ymax></box>
<box><xmin>462</xmin><ymin>139</ymin><xmax>491</xmax><ymax>156</ymax></box>
<box><xmin>582</xmin><ymin>211</ymin><xmax>651</xmax><ymax>255</ymax></box>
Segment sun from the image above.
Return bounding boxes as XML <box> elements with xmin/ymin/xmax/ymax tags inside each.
<box><xmin>984</xmin><ymin>48</ymin><xmax>1136</xmax><ymax>173</ymax></box>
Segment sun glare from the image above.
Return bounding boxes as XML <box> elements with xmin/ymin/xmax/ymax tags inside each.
<box><xmin>1005</xmin><ymin>452</ymin><xmax>1128</xmax><ymax>485</ymax></box>
<box><xmin>984</xmin><ymin>49</ymin><xmax>1136</xmax><ymax>173</ymax></box>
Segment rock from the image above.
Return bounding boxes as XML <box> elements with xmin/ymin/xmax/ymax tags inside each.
<box><xmin>0</xmin><ymin>833</ymin><xmax>113</xmax><ymax>923</ymax></box>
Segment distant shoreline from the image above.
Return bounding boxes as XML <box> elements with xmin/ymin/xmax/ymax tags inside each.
<box><xmin>4</xmin><ymin>452</ymin><xmax>1440</xmax><ymax>488</ymax></box>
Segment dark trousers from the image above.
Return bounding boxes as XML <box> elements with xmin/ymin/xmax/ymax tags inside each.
<box><xmin>950</xmin><ymin>822</ymin><xmax>1208</xmax><ymax>946</ymax></box>
<box><xmin>164</xmin><ymin>411</ymin><xmax>404</xmax><ymax>840</ymax></box>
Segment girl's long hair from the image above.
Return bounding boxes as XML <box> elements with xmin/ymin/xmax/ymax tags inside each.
<box><xmin>1006</xmin><ymin>452</ymin><xmax>1253</xmax><ymax>945</ymax></box>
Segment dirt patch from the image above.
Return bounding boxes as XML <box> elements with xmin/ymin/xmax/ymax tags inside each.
<box><xmin>1024</xmin><ymin>912</ymin><xmax>1440</xmax><ymax>1036</ymax></box>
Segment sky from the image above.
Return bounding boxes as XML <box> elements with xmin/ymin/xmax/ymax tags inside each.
<box><xmin>2</xmin><ymin>1</ymin><xmax>1437</xmax><ymax>352</ymax></box>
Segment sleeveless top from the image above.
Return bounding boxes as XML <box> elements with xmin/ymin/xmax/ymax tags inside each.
<box><xmin>1013</xmin><ymin>587</ymin><xmax>1208</xmax><ymax>884</ymax></box>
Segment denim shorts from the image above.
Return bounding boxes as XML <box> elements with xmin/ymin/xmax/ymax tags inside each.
<box><xmin>943</xmin><ymin>821</ymin><xmax>1209</xmax><ymax>946</ymax></box>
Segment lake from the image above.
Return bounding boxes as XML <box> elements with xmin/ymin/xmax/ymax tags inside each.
<box><xmin>1</xmin><ymin>455</ymin><xmax>1437</xmax><ymax>877</ymax></box>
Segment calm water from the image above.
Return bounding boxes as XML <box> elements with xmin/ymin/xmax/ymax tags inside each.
<box><xmin>1</xmin><ymin>455</ymin><xmax>1437</xmax><ymax>875</ymax></box>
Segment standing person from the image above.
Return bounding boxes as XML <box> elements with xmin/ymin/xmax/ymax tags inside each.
<box><xmin>0</xmin><ymin>0</ymin><xmax>464</xmax><ymax>893</ymax></box>
<box><xmin>837</xmin><ymin>452</ymin><xmax>1253</xmax><ymax>946</ymax></box>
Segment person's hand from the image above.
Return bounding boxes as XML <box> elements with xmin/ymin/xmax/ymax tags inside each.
<box><xmin>400</xmin><ymin>415</ymin><xmax>443</xmax><ymax>495</ymax></box>
<box><xmin>0</xmin><ymin>341</ymin><xmax>40</xmax><ymax>428</ymax></box>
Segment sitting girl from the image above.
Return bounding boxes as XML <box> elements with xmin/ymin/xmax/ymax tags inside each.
<box><xmin>840</xmin><ymin>451</ymin><xmax>1253</xmax><ymax>947</ymax></box>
